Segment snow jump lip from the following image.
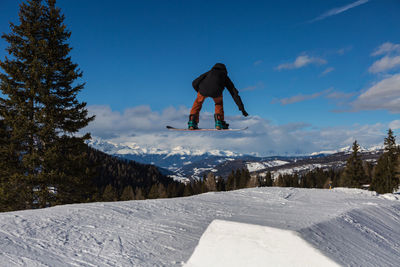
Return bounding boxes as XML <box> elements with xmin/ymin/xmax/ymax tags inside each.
<box><xmin>184</xmin><ymin>219</ymin><xmax>340</xmax><ymax>267</ymax></box>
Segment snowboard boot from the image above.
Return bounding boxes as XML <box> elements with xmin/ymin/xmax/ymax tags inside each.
<box><xmin>214</xmin><ymin>114</ymin><xmax>229</xmax><ymax>130</ymax></box>
<box><xmin>188</xmin><ymin>114</ymin><xmax>199</xmax><ymax>130</ymax></box>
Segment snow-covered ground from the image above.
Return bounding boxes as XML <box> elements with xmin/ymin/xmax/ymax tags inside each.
<box><xmin>1</xmin><ymin>187</ymin><xmax>399</xmax><ymax>266</ymax></box>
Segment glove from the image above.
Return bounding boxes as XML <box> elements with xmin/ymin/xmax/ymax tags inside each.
<box><xmin>242</xmin><ymin>110</ymin><xmax>249</xmax><ymax>117</ymax></box>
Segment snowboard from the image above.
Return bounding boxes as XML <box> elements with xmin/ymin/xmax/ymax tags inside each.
<box><xmin>166</xmin><ymin>126</ymin><xmax>248</xmax><ymax>131</ymax></box>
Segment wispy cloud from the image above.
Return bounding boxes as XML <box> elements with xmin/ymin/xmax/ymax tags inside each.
<box><xmin>369</xmin><ymin>56</ymin><xmax>400</xmax><ymax>73</ymax></box>
<box><xmin>389</xmin><ymin>120</ymin><xmax>400</xmax><ymax>130</ymax></box>
<box><xmin>241</xmin><ymin>82</ymin><xmax>265</xmax><ymax>92</ymax></box>
<box><xmin>371</xmin><ymin>42</ymin><xmax>400</xmax><ymax>56</ymax></box>
<box><xmin>369</xmin><ymin>42</ymin><xmax>400</xmax><ymax>73</ymax></box>
<box><xmin>83</xmin><ymin>105</ymin><xmax>387</xmax><ymax>156</ymax></box>
<box><xmin>276</xmin><ymin>54</ymin><xmax>327</xmax><ymax>70</ymax></box>
<box><xmin>325</xmin><ymin>91</ymin><xmax>355</xmax><ymax>100</ymax></box>
<box><xmin>253</xmin><ymin>60</ymin><xmax>263</xmax><ymax>66</ymax></box>
<box><xmin>336</xmin><ymin>47</ymin><xmax>352</xmax><ymax>55</ymax></box>
<box><xmin>352</xmin><ymin>73</ymin><xmax>400</xmax><ymax>113</ymax></box>
<box><xmin>320</xmin><ymin>67</ymin><xmax>335</xmax><ymax>76</ymax></box>
<box><xmin>274</xmin><ymin>88</ymin><xmax>355</xmax><ymax>107</ymax></box>
<box><xmin>310</xmin><ymin>0</ymin><xmax>369</xmax><ymax>23</ymax></box>
<box><xmin>274</xmin><ymin>89</ymin><xmax>332</xmax><ymax>105</ymax></box>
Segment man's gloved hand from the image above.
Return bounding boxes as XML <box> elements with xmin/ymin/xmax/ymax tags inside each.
<box><xmin>242</xmin><ymin>110</ymin><xmax>249</xmax><ymax>117</ymax></box>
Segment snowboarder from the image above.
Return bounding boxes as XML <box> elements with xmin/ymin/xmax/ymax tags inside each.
<box><xmin>189</xmin><ymin>63</ymin><xmax>248</xmax><ymax>130</ymax></box>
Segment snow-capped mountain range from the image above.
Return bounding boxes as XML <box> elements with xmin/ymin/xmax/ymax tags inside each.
<box><xmin>88</xmin><ymin>137</ymin><xmax>384</xmax><ymax>181</ymax></box>
<box><xmin>88</xmin><ymin>137</ymin><xmax>251</xmax><ymax>181</ymax></box>
<box><xmin>88</xmin><ymin>137</ymin><xmax>242</xmax><ymax>158</ymax></box>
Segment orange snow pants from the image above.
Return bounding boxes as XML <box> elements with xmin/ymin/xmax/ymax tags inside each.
<box><xmin>190</xmin><ymin>92</ymin><xmax>224</xmax><ymax>123</ymax></box>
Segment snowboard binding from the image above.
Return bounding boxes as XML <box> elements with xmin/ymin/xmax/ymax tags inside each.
<box><xmin>214</xmin><ymin>114</ymin><xmax>229</xmax><ymax>130</ymax></box>
<box><xmin>188</xmin><ymin>114</ymin><xmax>199</xmax><ymax>130</ymax></box>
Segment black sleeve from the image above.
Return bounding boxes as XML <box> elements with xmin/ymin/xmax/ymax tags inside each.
<box><xmin>192</xmin><ymin>71</ymin><xmax>209</xmax><ymax>92</ymax></box>
<box><xmin>226</xmin><ymin>76</ymin><xmax>245</xmax><ymax>111</ymax></box>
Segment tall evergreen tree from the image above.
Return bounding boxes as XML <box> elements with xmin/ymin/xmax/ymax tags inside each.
<box><xmin>135</xmin><ymin>188</ymin><xmax>145</xmax><ymax>200</ymax></box>
<box><xmin>384</xmin><ymin>129</ymin><xmax>396</xmax><ymax>153</ymax></box>
<box><xmin>102</xmin><ymin>184</ymin><xmax>118</xmax><ymax>202</ymax></box>
<box><xmin>0</xmin><ymin>0</ymin><xmax>94</xmax><ymax>210</ymax></box>
<box><xmin>157</xmin><ymin>183</ymin><xmax>168</xmax><ymax>198</ymax></box>
<box><xmin>226</xmin><ymin>170</ymin><xmax>235</xmax><ymax>191</ymax></box>
<box><xmin>120</xmin><ymin>185</ymin><xmax>135</xmax><ymax>201</ymax></box>
<box><xmin>205</xmin><ymin>172</ymin><xmax>217</xmax><ymax>191</ymax></box>
<box><xmin>147</xmin><ymin>184</ymin><xmax>159</xmax><ymax>199</ymax></box>
<box><xmin>340</xmin><ymin>141</ymin><xmax>365</xmax><ymax>188</ymax></box>
<box><xmin>216</xmin><ymin>176</ymin><xmax>226</xmax><ymax>191</ymax></box>
<box><xmin>265</xmin><ymin>172</ymin><xmax>273</xmax><ymax>187</ymax></box>
<box><xmin>371</xmin><ymin>129</ymin><xmax>399</xmax><ymax>194</ymax></box>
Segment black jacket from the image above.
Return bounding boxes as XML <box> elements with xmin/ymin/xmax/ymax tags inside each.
<box><xmin>192</xmin><ymin>63</ymin><xmax>246</xmax><ymax>112</ymax></box>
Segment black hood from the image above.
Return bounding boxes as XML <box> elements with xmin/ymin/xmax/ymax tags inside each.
<box><xmin>211</xmin><ymin>63</ymin><xmax>227</xmax><ymax>73</ymax></box>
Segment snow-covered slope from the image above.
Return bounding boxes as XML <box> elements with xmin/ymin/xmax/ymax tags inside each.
<box><xmin>246</xmin><ymin>160</ymin><xmax>289</xmax><ymax>172</ymax></box>
<box><xmin>1</xmin><ymin>187</ymin><xmax>399</xmax><ymax>266</ymax></box>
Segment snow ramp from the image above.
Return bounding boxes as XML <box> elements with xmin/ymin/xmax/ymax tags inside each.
<box><xmin>185</xmin><ymin>219</ymin><xmax>340</xmax><ymax>267</ymax></box>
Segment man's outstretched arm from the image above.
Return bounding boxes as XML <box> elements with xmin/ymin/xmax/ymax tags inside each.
<box><xmin>226</xmin><ymin>76</ymin><xmax>248</xmax><ymax>117</ymax></box>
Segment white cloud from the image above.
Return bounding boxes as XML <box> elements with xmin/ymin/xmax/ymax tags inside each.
<box><xmin>325</xmin><ymin>91</ymin><xmax>355</xmax><ymax>100</ymax></box>
<box><xmin>276</xmin><ymin>89</ymin><xmax>330</xmax><ymax>105</ymax></box>
<box><xmin>276</xmin><ymin>55</ymin><xmax>327</xmax><ymax>70</ymax></box>
<box><xmin>253</xmin><ymin>60</ymin><xmax>263</xmax><ymax>66</ymax></box>
<box><xmin>371</xmin><ymin>42</ymin><xmax>400</xmax><ymax>56</ymax></box>
<box><xmin>321</xmin><ymin>67</ymin><xmax>335</xmax><ymax>76</ymax></box>
<box><xmin>84</xmin><ymin>105</ymin><xmax>190</xmax><ymax>138</ymax></box>
<box><xmin>389</xmin><ymin>120</ymin><xmax>400</xmax><ymax>130</ymax></box>
<box><xmin>83</xmin><ymin>105</ymin><xmax>388</xmax><ymax>156</ymax></box>
<box><xmin>274</xmin><ymin>88</ymin><xmax>355</xmax><ymax>109</ymax></box>
<box><xmin>310</xmin><ymin>0</ymin><xmax>369</xmax><ymax>22</ymax></box>
<box><xmin>368</xmin><ymin>55</ymin><xmax>400</xmax><ymax>73</ymax></box>
<box><xmin>241</xmin><ymin>82</ymin><xmax>265</xmax><ymax>92</ymax></box>
<box><xmin>369</xmin><ymin>42</ymin><xmax>400</xmax><ymax>74</ymax></box>
<box><xmin>352</xmin><ymin>73</ymin><xmax>400</xmax><ymax>113</ymax></box>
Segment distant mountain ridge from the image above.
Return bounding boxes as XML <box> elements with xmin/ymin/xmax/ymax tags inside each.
<box><xmin>88</xmin><ymin>137</ymin><xmax>384</xmax><ymax>181</ymax></box>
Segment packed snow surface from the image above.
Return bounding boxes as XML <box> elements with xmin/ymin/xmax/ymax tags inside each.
<box><xmin>1</xmin><ymin>187</ymin><xmax>400</xmax><ymax>266</ymax></box>
<box><xmin>185</xmin><ymin>220</ymin><xmax>339</xmax><ymax>267</ymax></box>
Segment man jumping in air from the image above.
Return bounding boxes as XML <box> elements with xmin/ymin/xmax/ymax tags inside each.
<box><xmin>189</xmin><ymin>63</ymin><xmax>248</xmax><ymax>130</ymax></box>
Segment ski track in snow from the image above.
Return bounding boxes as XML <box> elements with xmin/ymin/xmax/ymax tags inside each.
<box><xmin>0</xmin><ymin>187</ymin><xmax>399</xmax><ymax>266</ymax></box>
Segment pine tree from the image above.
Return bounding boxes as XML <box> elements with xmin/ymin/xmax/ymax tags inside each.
<box><xmin>183</xmin><ymin>183</ymin><xmax>194</xmax><ymax>196</ymax></box>
<box><xmin>147</xmin><ymin>184</ymin><xmax>159</xmax><ymax>199</ymax></box>
<box><xmin>135</xmin><ymin>188</ymin><xmax>145</xmax><ymax>200</ymax></box>
<box><xmin>157</xmin><ymin>184</ymin><xmax>168</xmax><ymax>198</ymax></box>
<box><xmin>0</xmin><ymin>0</ymin><xmax>95</xmax><ymax>210</ymax></box>
<box><xmin>340</xmin><ymin>141</ymin><xmax>365</xmax><ymax>188</ymax></box>
<box><xmin>102</xmin><ymin>184</ymin><xmax>118</xmax><ymax>201</ymax></box>
<box><xmin>120</xmin><ymin>186</ymin><xmax>135</xmax><ymax>201</ymax></box>
<box><xmin>216</xmin><ymin>177</ymin><xmax>226</xmax><ymax>191</ymax></box>
<box><xmin>384</xmin><ymin>129</ymin><xmax>396</xmax><ymax>153</ymax></box>
<box><xmin>239</xmin><ymin>169</ymin><xmax>251</xmax><ymax>189</ymax></box>
<box><xmin>205</xmin><ymin>172</ymin><xmax>217</xmax><ymax>191</ymax></box>
<box><xmin>265</xmin><ymin>172</ymin><xmax>273</xmax><ymax>187</ymax></box>
<box><xmin>246</xmin><ymin>174</ymin><xmax>259</xmax><ymax>188</ymax></box>
<box><xmin>167</xmin><ymin>183</ymin><xmax>177</xmax><ymax>198</ymax></box>
<box><xmin>371</xmin><ymin>129</ymin><xmax>399</xmax><ymax>193</ymax></box>
<box><xmin>226</xmin><ymin>171</ymin><xmax>235</xmax><ymax>191</ymax></box>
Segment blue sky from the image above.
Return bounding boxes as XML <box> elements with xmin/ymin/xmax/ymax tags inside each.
<box><xmin>1</xmin><ymin>0</ymin><xmax>400</xmax><ymax>155</ymax></box>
